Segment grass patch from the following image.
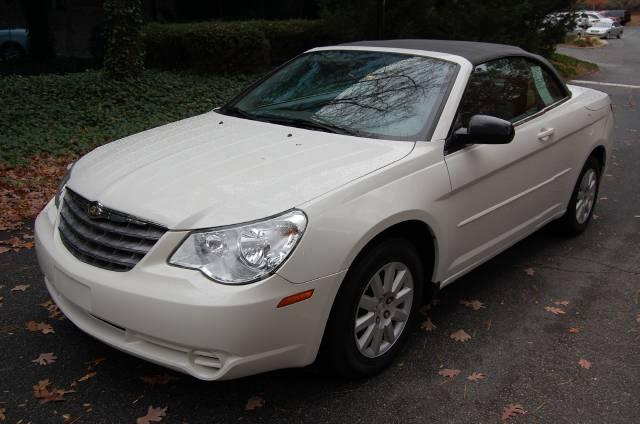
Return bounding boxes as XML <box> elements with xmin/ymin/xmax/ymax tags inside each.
<box><xmin>0</xmin><ymin>70</ymin><xmax>259</xmax><ymax>165</ymax></box>
<box><xmin>550</xmin><ymin>52</ymin><xmax>598</xmax><ymax>80</ymax></box>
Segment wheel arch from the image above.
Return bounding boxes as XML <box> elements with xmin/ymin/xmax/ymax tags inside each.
<box><xmin>590</xmin><ymin>145</ymin><xmax>606</xmax><ymax>172</ymax></box>
<box><xmin>344</xmin><ymin>218</ymin><xmax>440</xmax><ymax>293</ymax></box>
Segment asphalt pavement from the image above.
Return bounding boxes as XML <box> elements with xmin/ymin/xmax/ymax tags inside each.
<box><xmin>1</xmin><ymin>28</ymin><xmax>640</xmax><ymax>424</ymax></box>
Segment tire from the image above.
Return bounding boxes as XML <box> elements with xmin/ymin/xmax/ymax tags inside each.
<box><xmin>322</xmin><ymin>238</ymin><xmax>425</xmax><ymax>378</ymax></box>
<box><xmin>617</xmin><ymin>32</ymin><xmax>621</xmax><ymax>39</ymax></box>
<box><xmin>554</xmin><ymin>156</ymin><xmax>601</xmax><ymax>236</ymax></box>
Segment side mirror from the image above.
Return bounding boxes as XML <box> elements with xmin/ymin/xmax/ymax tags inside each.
<box><xmin>453</xmin><ymin>114</ymin><xmax>515</xmax><ymax>146</ymax></box>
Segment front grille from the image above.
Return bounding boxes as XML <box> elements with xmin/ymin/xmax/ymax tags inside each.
<box><xmin>58</xmin><ymin>189</ymin><xmax>167</xmax><ymax>272</ymax></box>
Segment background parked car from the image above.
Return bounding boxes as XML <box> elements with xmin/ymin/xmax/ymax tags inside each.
<box><xmin>0</xmin><ymin>26</ymin><xmax>28</xmax><ymax>62</ymax></box>
<box><xmin>599</xmin><ymin>10</ymin><xmax>631</xmax><ymax>25</ymax></box>
<box><xmin>586</xmin><ymin>21</ymin><xmax>624</xmax><ymax>39</ymax></box>
<box><xmin>577</xmin><ymin>11</ymin><xmax>612</xmax><ymax>28</ymax></box>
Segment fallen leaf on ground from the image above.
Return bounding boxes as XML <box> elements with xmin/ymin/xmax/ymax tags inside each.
<box><xmin>578</xmin><ymin>358</ymin><xmax>592</xmax><ymax>369</ymax></box>
<box><xmin>141</xmin><ymin>374</ymin><xmax>178</xmax><ymax>386</ymax></box>
<box><xmin>467</xmin><ymin>372</ymin><xmax>486</xmax><ymax>382</ymax></box>
<box><xmin>86</xmin><ymin>357</ymin><xmax>105</xmax><ymax>370</ymax></box>
<box><xmin>25</xmin><ymin>321</ymin><xmax>54</xmax><ymax>334</ymax></box>
<box><xmin>568</xmin><ymin>327</ymin><xmax>580</xmax><ymax>333</ymax></box>
<box><xmin>459</xmin><ymin>299</ymin><xmax>486</xmax><ymax>310</ymax></box>
<box><xmin>524</xmin><ymin>268</ymin><xmax>535</xmax><ymax>277</ymax></box>
<box><xmin>438</xmin><ymin>368</ymin><xmax>461</xmax><ymax>378</ymax></box>
<box><xmin>11</xmin><ymin>284</ymin><xmax>30</xmax><ymax>292</ymax></box>
<box><xmin>0</xmin><ymin>247</ymin><xmax>9</xmax><ymax>254</ymax></box>
<box><xmin>420</xmin><ymin>318</ymin><xmax>436</xmax><ymax>332</ymax></box>
<box><xmin>137</xmin><ymin>406</ymin><xmax>167</xmax><ymax>424</ymax></box>
<box><xmin>32</xmin><ymin>379</ymin><xmax>72</xmax><ymax>404</ymax></box>
<box><xmin>39</xmin><ymin>299</ymin><xmax>64</xmax><ymax>320</ymax></box>
<box><xmin>0</xmin><ymin>407</ymin><xmax>5</xmax><ymax>421</ymax></box>
<box><xmin>554</xmin><ymin>300</ymin><xmax>569</xmax><ymax>306</ymax></box>
<box><xmin>450</xmin><ymin>329</ymin><xmax>471</xmax><ymax>342</ymax></box>
<box><xmin>62</xmin><ymin>414</ymin><xmax>80</xmax><ymax>424</ymax></box>
<box><xmin>77</xmin><ymin>371</ymin><xmax>97</xmax><ymax>382</ymax></box>
<box><xmin>32</xmin><ymin>352</ymin><xmax>57</xmax><ymax>366</ymax></box>
<box><xmin>245</xmin><ymin>396</ymin><xmax>266</xmax><ymax>411</ymax></box>
<box><xmin>636</xmin><ymin>313</ymin><xmax>640</xmax><ymax>323</ymax></box>
<box><xmin>544</xmin><ymin>306</ymin><xmax>566</xmax><ymax>315</ymax></box>
<box><xmin>502</xmin><ymin>403</ymin><xmax>526</xmax><ymax>421</ymax></box>
<box><xmin>0</xmin><ymin>296</ymin><xmax>3</xmax><ymax>306</ymax></box>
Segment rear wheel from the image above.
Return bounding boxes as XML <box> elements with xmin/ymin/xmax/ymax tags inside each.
<box><xmin>322</xmin><ymin>238</ymin><xmax>425</xmax><ymax>378</ymax></box>
<box><xmin>554</xmin><ymin>156</ymin><xmax>601</xmax><ymax>236</ymax></box>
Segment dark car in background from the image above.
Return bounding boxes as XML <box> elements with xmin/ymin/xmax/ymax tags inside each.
<box><xmin>600</xmin><ymin>10</ymin><xmax>631</xmax><ymax>25</ymax></box>
<box><xmin>0</xmin><ymin>26</ymin><xmax>28</xmax><ymax>62</ymax></box>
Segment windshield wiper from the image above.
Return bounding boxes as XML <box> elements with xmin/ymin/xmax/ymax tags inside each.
<box><xmin>254</xmin><ymin>114</ymin><xmax>360</xmax><ymax>136</ymax></box>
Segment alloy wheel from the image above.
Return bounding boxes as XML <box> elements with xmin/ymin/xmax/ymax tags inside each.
<box><xmin>576</xmin><ymin>168</ymin><xmax>597</xmax><ymax>224</ymax></box>
<box><xmin>354</xmin><ymin>262</ymin><xmax>414</xmax><ymax>358</ymax></box>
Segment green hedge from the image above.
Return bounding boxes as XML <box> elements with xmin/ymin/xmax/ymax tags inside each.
<box><xmin>144</xmin><ymin>20</ymin><xmax>335</xmax><ymax>73</ymax></box>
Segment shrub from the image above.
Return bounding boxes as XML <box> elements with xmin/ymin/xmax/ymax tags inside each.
<box><xmin>104</xmin><ymin>0</ymin><xmax>145</xmax><ymax>79</ymax></box>
<box><xmin>143</xmin><ymin>20</ymin><xmax>335</xmax><ymax>72</ymax></box>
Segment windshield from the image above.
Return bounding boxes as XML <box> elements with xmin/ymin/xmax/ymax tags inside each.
<box><xmin>222</xmin><ymin>50</ymin><xmax>458</xmax><ymax>140</ymax></box>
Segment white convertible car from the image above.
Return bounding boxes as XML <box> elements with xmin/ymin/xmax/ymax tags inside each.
<box><xmin>36</xmin><ymin>40</ymin><xmax>613</xmax><ymax>380</ymax></box>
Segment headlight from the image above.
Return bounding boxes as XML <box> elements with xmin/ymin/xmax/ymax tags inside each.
<box><xmin>54</xmin><ymin>162</ymin><xmax>75</xmax><ymax>209</ymax></box>
<box><xmin>169</xmin><ymin>210</ymin><xmax>307</xmax><ymax>284</ymax></box>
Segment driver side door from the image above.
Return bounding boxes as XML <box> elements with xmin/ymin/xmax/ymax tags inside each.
<box><xmin>441</xmin><ymin>57</ymin><xmax>570</xmax><ymax>284</ymax></box>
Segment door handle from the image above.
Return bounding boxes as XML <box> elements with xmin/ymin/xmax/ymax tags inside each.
<box><xmin>537</xmin><ymin>128</ymin><xmax>555</xmax><ymax>141</ymax></box>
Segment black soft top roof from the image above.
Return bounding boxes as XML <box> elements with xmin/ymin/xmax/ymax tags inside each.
<box><xmin>339</xmin><ymin>39</ymin><xmax>539</xmax><ymax>66</ymax></box>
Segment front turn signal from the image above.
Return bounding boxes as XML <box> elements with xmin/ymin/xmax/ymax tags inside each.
<box><xmin>277</xmin><ymin>289</ymin><xmax>314</xmax><ymax>308</ymax></box>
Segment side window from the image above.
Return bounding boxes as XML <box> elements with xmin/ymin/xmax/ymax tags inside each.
<box><xmin>456</xmin><ymin>57</ymin><xmax>566</xmax><ymax>129</ymax></box>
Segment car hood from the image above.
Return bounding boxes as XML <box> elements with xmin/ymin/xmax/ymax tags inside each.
<box><xmin>67</xmin><ymin>112</ymin><xmax>415</xmax><ymax>229</ymax></box>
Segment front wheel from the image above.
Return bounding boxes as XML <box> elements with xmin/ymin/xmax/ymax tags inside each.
<box><xmin>322</xmin><ymin>238</ymin><xmax>425</xmax><ymax>378</ymax></box>
<box><xmin>554</xmin><ymin>156</ymin><xmax>601</xmax><ymax>236</ymax></box>
<box><xmin>617</xmin><ymin>32</ymin><xmax>622</xmax><ymax>39</ymax></box>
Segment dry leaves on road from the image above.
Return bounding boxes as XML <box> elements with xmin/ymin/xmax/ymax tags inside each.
<box><xmin>0</xmin><ymin>156</ymin><xmax>72</xmax><ymax>231</ymax></box>
<box><xmin>438</xmin><ymin>368</ymin><xmax>461</xmax><ymax>378</ymax></box>
<box><xmin>25</xmin><ymin>321</ymin><xmax>54</xmax><ymax>334</ymax></box>
<box><xmin>39</xmin><ymin>299</ymin><xmax>65</xmax><ymax>320</ymax></box>
<box><xmin>137</xmin><ymin>406</ymin><xmax>167</xmax><ymax>424</ymax></box>
<box><xmin>568</xmin><ymin>327</ymin><xmax>580</xmax><ymax>333</ymax></box>
<box><xmin>459</xmin><ymin>299</ymin><xmax>486</xmax><ymax>311</ymax></box>
<box><xmin>502</xmin><ymin>403</ymin><xmax>526</xmax><ymax>421</ymax></box>
<box><xmin>245</xmin><ymin>396</ymin><xmax>266</xmax><ymax>411</ymax></box>
<box><xmin>544</xmin><ymin>306</ymin><xmax>566</xmax><ymax>315</ymax></box>
<box><xmin>0</xmin><ymin>236</ymin><xmax>34</xmax><ymax>252</ymax></box>
<box><xmin>524</xmin><ymin>268</ymin><xmax>535</xmax><ymax>277</ymax></box>
<box><xmin>578</xmin><ymin>358</ymin><xmax>592</xmax><ymax>369</ymax></box>
<box><xmin>450</xmin><ymin>329</ymin><xmax>472</xmax><ymax>342</ymax></box>
<box><xmin>33</xmin><ymin>379</ymin><xmax>73</xmax><ymax>404</ymax></box>
<box><xmin>0</xmin><ymin>407</ymin><xmax>6</xmax><ymax>421</ymax></box>
<box><xmin>86</xmin><ymin>357</ymin><xmax>106</xmax><ymax>370</ymax></box>
<box><xmin>32</xmin><ymin>352</ymin><xmax>57</xmax><ymax>366</ymax></box>
<box><xmin>554</xmin><ymin>300</ymin><xmax>570</xmax><ymax>306</ymax></box>
<box><xmin>636</xmin><ymin>313</ymin><xmax>640</xmax><ymax>323</ymax></box>
<box><xmin>467</xmin><ymin>372</ymin><xmax>486</xmax><ymax>382</ymax></box>
<box><xmin>420</xmin><ymin>318</ymin><xmax>436</xmax><ymax>332</ymax></box>
<box><xmin>141</xmin><ymin>374</ymin><xmax>178</xmax><ymax>386</ymax></box>
<box><xmin>10</xmin><ymin>284</ymin><xmax>30</xmax><ymax>292</ymax></box>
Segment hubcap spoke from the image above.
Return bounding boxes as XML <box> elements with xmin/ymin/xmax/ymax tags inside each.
<box><xmin>370</xmin><ymin>274</ymin><xmax>385</xmax><ymax>299</ymax></box>
<box><xmin>357</xmin><ymin>324</ymin><xmax>375</xmax><ymax>351</ymax></box>
<box><xmin>382</xmin><ymin>263</ymin><xmax>395</xmax><ymax>293</ymax></box>
<box><xmin>391</xmin><ymin>269</ymin><xmax>407</xmax><ymax>294</ymax></box>
<box><xmin>393</xmin><ymin>308</ymin><xmax>409</xmax><ymax>322</ymax></box>
<box><xmin>393</xmin><ymin>287</ymin><xmax>412</xmax><ymax>306</ymax></box>
<box><xmin>359</xmin><ymin>295</ymin><xmax>378</xmax><ymax>312</ymax></box>
<box><xmin>355</xmin><ymin>312</ymin><xmax>376</xmax><ymax>332</ymax></box>
<box><xmin>575</xmin><ymin>169</ymin><xmax>598</xmax><ymax>224</ymax></box>
<box><xmin>384</xmin><ymin>322</ymin><xmax>396</xmax><ymax>344</ymax></box>
<box><xmin>371</xmin><ymin>324</ymin><xmax>384</xmax><ymax>355</ymax></box>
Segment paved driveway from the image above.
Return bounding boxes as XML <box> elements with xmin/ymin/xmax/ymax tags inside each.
<box><xmin>1</xmin><ymin>31</ymin><xmax>640</xmax><ymax>424</ymax></box>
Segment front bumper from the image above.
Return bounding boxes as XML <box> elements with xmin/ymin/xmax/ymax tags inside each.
<box><xmin>35</xmin><ymin>200</ymin><xmax>344</xmax><ymax>380</ymax></box>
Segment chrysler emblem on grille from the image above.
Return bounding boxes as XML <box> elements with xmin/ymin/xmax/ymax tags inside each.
<box><xmin>87</xmin><ymin>201</ymin><xmax>104</xmax><ymax>219</ymax></box>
